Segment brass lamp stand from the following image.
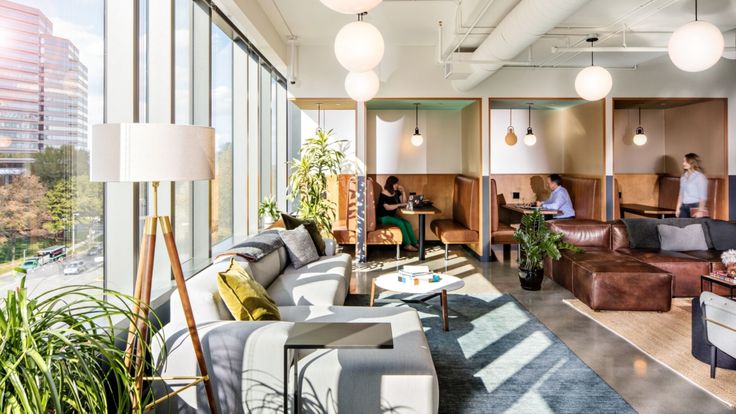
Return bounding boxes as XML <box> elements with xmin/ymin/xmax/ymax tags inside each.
<box><xmin>124</xmin><ymin>181</ymin><xmax>217</xmax><ymax>413</ymax></box>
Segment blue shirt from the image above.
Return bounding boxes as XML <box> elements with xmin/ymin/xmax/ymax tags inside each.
<box><xmin>542</xmin><ymin>186</ymin><xmax>575</xmax><ymax>219</ymax></box>
<box><xmin>680</xmin><ymin>171</ymin><xmax>708</xmax><ymax>204</ymax></box>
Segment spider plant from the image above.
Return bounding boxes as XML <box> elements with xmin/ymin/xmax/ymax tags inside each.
<box><xmin>0</xmin><ymin>277</ymin><xmax>163</xmax><ymax>413</ymax></box>
<box><xmin>258</xmin><ymin>196</ymin><xmax>281</xmax><ymax>224</ymax></box>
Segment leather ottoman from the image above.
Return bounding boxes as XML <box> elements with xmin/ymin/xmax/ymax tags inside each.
<box><xmin>572</xmin><ymin>258</ymin><xmax>673</xmax><ymax>311</ymax></box>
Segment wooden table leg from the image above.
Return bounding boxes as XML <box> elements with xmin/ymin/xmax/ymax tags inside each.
<box><xmin>370</xmin><ymin>278</ymin><xmax>376</xmax><ymax>307</ymax></box>
<box><xmin>441</xmin><ymin>289</ymin><xmax>448</xmax><ymax>331</ymax></box>
<box><xmin>418</xmin><ymin>214</ymin><xmax>426</xmax><ymax>261</ymax></box>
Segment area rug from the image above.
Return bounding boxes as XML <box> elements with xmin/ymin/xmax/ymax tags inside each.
<box><xmin>346</xmin><ymin>293</ymin><xmax>634</xmax><ymax>413</ymax></box>
<box><xmin>564</xmin><ymin>298</ymin><xmax>736</xmax><ymax>407</ymax></box>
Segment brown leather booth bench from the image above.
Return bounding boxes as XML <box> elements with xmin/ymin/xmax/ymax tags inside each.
<box><xmin>332</xmin><ymin>176</ymin><xmax>402</xmax><ymax>258</ymax></box>
<box><xmin>430</xmin><ymin>175</ymin><xmax>480</xmax><ymax>261</ymax></box>
<box><xmin>490</xmin><ymin>178</ymin><xmax>517</xmax><ymax>256</ymax></box>
<box><xmin>560</xmin><ymin>175</ymin><xmax>600</xmax><ymax>220</ymax></box>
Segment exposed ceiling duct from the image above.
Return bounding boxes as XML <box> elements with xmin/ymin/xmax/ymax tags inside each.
<box><xmin>452</xmin><ymin>0</ymin><xmax>592</xmax><ymax>91</ymax></box>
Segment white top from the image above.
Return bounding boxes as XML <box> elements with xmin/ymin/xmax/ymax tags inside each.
<box><xmin>680</xmin><ymin>170</ymin><xmax>708</xmax><ymax>204</ymax></box>
<box><xmin>374</xmin><ymin>273</ymin><xmax>465</xmax><ymax>294</ymax></box>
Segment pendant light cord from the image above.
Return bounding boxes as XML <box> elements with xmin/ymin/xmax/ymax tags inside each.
<box><xmin>695</xmin><ymin>0</ymin><xmax>698</xmax><ymax>21</ymax></box>
<box><xmin>527</xmin><ymin>104</ymin><xmax>531</xmax><ymax>127</ymax></box>
<box><xmin>317</xmin><ymin>103</ymin><xmax>322</xmax><ymax>130</ymax></box>
<box><xmin>415</xmin><ymin>103</ymin><xmax>419</xmax><ymax>129</ymax></box>
<box><xmin>638</xmin><ymin>106</ymin><xmax>642</xmax><ymax>125</ymax></box>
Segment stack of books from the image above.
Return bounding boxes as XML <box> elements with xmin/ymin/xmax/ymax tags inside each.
<box><xmin>397</xmin><ymin>265</ymin><xmax>440</xmax><ymax>285</ymax></box>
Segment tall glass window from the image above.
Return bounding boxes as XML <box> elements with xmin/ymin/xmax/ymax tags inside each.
<box><xmin>174</xmin><ymin>0</ymin><xmax>193</xmax><ymax>262</ymax></box>
<box><xmin>0</xmin><ymin>0</ymin><xmax>104</xmax><ymax>296</ymax></box>
<box><xmin>211</xmin><ymin>22</ymin><xmax>233</xmax><ymax>245</ymax></box>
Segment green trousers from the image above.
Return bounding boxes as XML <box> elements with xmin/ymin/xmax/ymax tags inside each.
<box><xmin>378</xmin><ymin>215</ymin><xmax>418</xmax><ymax>246</ymax></box>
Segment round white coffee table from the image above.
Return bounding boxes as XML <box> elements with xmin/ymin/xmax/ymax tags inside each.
<box><xmin>370</xmin><ymin>273</ymin><xmax>465</xmax><ymax>331</ymax></box>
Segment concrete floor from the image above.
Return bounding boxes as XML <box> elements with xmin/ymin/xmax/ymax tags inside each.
<box><xmin>348</xmin><ymin>243</ymin><xmax>734</xmax><ymax>414</ymax></box>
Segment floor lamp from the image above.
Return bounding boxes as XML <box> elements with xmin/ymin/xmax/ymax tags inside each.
<box><xmin>91</xmin><ymin>123</ymin><xmax>218</xmax><ymax>413</ymax></box>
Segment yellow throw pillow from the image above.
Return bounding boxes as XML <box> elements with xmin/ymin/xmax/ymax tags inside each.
<box><xmin>217</xmin><ymin>259</ymin><xmax>281</xmax><ymax>321</ymax></box>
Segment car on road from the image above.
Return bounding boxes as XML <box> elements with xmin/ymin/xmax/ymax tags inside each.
<box><xmin>19</xmin><ymin>257</ymin><xmax>40</xmax><ymax>272</ymax></box>
<box><xmin>87</xmin><ymin>245</ymin><xmax>102</xmax><ymax>256</ymax></box>
<box><xmin>63</xmin><ymin>260</ymin><xmax>86</xmax><ymax>275</ymax></box>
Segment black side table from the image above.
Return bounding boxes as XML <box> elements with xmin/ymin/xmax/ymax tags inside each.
<box><xmin>283</xmin><ymin>322</ymin><xmax>393</xmax><ymax>414</ymax></box>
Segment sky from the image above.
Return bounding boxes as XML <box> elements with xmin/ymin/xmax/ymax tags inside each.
<box><xmin>19</xmin><ymin>0</ymin><xmax>104</xmax><ymax>146</ymax></box>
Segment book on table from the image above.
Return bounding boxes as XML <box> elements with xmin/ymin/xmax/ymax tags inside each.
<box><xmin>397</xmin><ymin>265</ymin><xmax>440</xmax><ymax>284</ymax></box>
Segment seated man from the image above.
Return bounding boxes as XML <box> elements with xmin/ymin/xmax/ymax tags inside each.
<box><xmin>536</xmin><ymin>174</ymin><xmax>575</xmax><ymax>219</ymax></box>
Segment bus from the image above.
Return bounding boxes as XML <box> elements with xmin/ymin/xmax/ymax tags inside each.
<box><xmin>37</xmin><ymin>245</ymin><xmax>66</xmax><ymax>264</ymax></box>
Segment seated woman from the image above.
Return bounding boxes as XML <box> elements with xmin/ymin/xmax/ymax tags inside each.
<box><xmin>377</xmin><ymin>176</ymin><xmax>418</xmax><ymax>252</ymax></box>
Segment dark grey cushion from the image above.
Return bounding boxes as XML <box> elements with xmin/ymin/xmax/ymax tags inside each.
<box><xmin>281</xmin><ymin>213</ymin><xmax>326</xmax><ymax>256</ymax></box>
<box><xmin>657</xmin><ymin>224</ymin><xmax>709</xmax><ymax>251</ymax></box>
<box><xmin>622</xmin><ymin>218</ymin><xmax>713</xmax><ymax>250</ymax></box>
<box><xmin>705</xmin><ymin>220</ymin><xmax>736</xmax><ymax>250</ymax></box>
<box><xmin>280</xmin><ymin>225</ymin><xmax>319</xmax><ymax>269</ymax></box>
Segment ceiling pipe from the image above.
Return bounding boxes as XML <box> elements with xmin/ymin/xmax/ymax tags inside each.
<box><xmin>452</xmin><ymin>0</ymin><xmax>591</xmax><ymax>91</ymax></box>
<box><xmin>552</xmin><ymin>46</ymin><xmax>668</xmax><ymax>53</ymax></box>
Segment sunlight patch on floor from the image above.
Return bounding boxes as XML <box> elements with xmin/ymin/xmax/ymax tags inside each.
<box><xmin>457</xmin><ymin>301</ymin><xmax>530</xmax><ymax>359</ymax></box>
<box><xmin>504</xmin><ymin>357</ymin><xmax>567</xmax><ymax>413</ymax></box>
<box><xmin>474</xmin><ymin>330</ymin><xmax>552</xmax><ymax>393</ymax></box>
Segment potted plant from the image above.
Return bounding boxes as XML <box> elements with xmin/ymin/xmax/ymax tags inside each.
<box><xmin>287</xmin><ymin>128</ymin><xmax>347</xmax><ymax>237</ymax></box>
<box><xmin>0</xmin><ymin>277</ymin><xmax>163</xmax><ymax>413</ymax></box>
<box><xmin>721</xmin><ymin>249</ymin><xmax>736</xmax><ymax>277</ymax></box>
<box><xmin>513</xmin><ymin>209</ymin><xmax>582</xmax><ymax>290</ymax></box>
<box><xmin>258</xmin><ymin>196</ymin><xmax>281</xmax><ymax>227</ymax></box>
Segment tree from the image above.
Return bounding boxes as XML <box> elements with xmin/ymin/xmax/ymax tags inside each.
<box><xmin>44</xmin><ymin>176</ymin><xmax>103</xmax><ymax>241</ymax></box>
<box><xmin>0</xmin><ymin>175</ymin><xmax>51</xmax><ymax>261</ymax></box>
<box><xmin>31</xmin><ymin>145</ymin><xmax>90</xmax><ymax>187</ymax></box>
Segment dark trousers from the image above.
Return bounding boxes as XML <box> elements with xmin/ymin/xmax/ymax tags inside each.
<box><xmin>679</xmin><ymin>203</ymin><xmax>698</xmax><ymax>218</ymax></box>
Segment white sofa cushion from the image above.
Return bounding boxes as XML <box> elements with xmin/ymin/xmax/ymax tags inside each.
<box><xmin>279</xmin><ymin>305</ymin><xmax>439</xmax><ymax>414</ymax></box>
<box><xmin>152</xmin><ymin>320</ymin><xmax>294</xmax><ymax>413</ymax></box>
<box><xmin>169</xmin><ymin>260</ymin><xmax>233</xmax><ymax>326</ymax></box>
<box><xmin>267</xmin><ymin>253</ymin><xmax>352</xmax><ymax>306</ymax></box>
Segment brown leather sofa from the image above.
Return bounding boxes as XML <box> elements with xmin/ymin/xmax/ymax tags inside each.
<box><xmin>332</xmin><ymin>176</ymin><xmax>402</xmax><ymax>258</ymax></box>
<box><xmin>545</xmin><ymin>219</ymin><xmax>732</xmax><ymax>311</ymax></box>
<box><xmin>430</xmin><ymin>175</ymin><xmax>480</xmax><ymax>261</ymax></box>
<box><xmin>490</xmin><ymin>178</ymin><xmax>517</xmax><ymax>255</ymax></box>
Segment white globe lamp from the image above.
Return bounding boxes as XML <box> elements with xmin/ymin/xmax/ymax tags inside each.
<box><xmin>575</xmin><ymin>65</ymin><xmax>612</xmax><ymax>101</ymax></box>
<box><xmin>334</xmin><ymin>21</ymin><xmax>384</xmax><ymax>72</ymax></box>
<box><xmin>320</xmin><ymin>0</ymin><xmax>382</xmax><ymax>14</ymax></box>
<box><xmin>523</xmin><ymin>130</ymin><xmax>537</xmax><ymax>146</ymax></box>
<box><xmin>411</xmin><ymin>132</ymin><xmax>423</xmax><ymax>147</ymax></box>
<box><xmin>668</xmin><ymin>20</ymin><xmax>724</xmax><ymax>72</ymax></box>
<box><xmin>345</xmin><ymin>70</ymin><xmax>379</xmax><ymax>102</ymax></box>
<box><xmin>632</xmin><ymin>107</ymin><xmax>647</xmax><ymax>146</ymax></box>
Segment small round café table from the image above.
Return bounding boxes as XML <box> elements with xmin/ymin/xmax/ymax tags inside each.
<box><xmin>370</xmin><ymin>272</ymin><xmax>464</xmax><ymax>331</ymax></box>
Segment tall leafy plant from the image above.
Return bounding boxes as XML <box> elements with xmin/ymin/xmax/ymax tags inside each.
<box><xmin>513</xmin><ymin>209</ymin><xmax>582</xmax><ymax>271</ymax></box>
<box><xmin>0</xmin><ymin>278</ymin><xmax>163</xmax><ymax>413</ymax></box>
<box><xmin>287</xmin><ymin>129</ymin><xmax>346</xmax><ymax>235</ymax></box>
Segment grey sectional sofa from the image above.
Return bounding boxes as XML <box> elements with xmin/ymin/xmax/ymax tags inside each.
<box><xmin>152</xmin><ymin>238</ymin><xmax>439</xmax><ymax>413</ymax></box>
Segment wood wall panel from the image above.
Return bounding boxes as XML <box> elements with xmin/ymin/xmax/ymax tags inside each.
<box><xmin>613</xmin><ymin>174</ymin><xmax>660</xmax><ymax>219</ymax></box>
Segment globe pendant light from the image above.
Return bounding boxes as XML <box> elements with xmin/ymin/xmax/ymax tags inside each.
<box><xmin>668</xmin><ymin>0</ymin><xmax>724</xmax><ymax>72</ymax></box>
<box><xmin>524</xmin><ymin>103</ymin><xmax>537</xmax><ymax>146</ymax></box>
<box><xmin>633</xmin><ymin>106</ymin><xmax>648</xmax><ymax>146</ymax></box>
<box><xmin>321</xmin><ymin>0</ymin><xmax>382</xmax><ymax>15</ymax></box>
<box><xmin>411</xmin><ymin>103</ymin><xmax>423</xmax><ymax>147</ymax></box>
<box><xmin>575</xmin><ymin>37</ymin><xmax>613</xmax><ymax>101</ymax></box>
<box><xmin>504</xmin><ymin>108</ymin><xmax>517</xmax><ymax>146</ymax></box>
<box><xmin>345</xmin><ymin>70</ymin><xmax>379</xmax><ymax>102</ymax></box>
<box><xmin>334</xmin><ymin>13</ymin><xmax>384</xmax><ymax>72</ymax></box>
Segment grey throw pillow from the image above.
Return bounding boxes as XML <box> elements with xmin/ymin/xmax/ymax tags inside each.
<box><xmin>657</xmin><ymin>224</ymin><xmax>709</xmax><ymax>251</ymax></box>
<box><xmin>280</xmin><ymin>225</ymin><xmax>319</xmax><ymax>269</ymax></box>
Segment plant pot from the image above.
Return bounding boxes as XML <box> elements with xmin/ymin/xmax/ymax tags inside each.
<box><xmin>324</xmin><ymin>238</ymin><xmax>337</xmax><ymax>256</ymax></box>
<box><xmin>519</xmin><ymin>267</ymin><xmax>544</xmax><ymax>291</ymax></box>
<box><xmin>727</xmin><ymin>263</ymin><xmax>736</xmax><ymax>277</ymax></box>
<box><xmin>262</xmin><ymin>216</ymin><xmax>274</xmax><ymax>228</ymax></box>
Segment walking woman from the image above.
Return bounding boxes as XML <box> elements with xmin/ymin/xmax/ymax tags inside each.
<box><xmin>676</xmin><ymin>153</ymin><xmax>709</xmax><ymax>218</ymax></box>
<box><xmin>376</xmin><ymin>176</ymin><xmax>419</xmax><ymax>251</ymax></box>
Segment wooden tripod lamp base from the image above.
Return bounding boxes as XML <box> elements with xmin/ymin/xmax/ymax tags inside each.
<box><xmin>124</xmin><ymin>184</ymin><xmax>218</xmax><ymax>413</ymax></box>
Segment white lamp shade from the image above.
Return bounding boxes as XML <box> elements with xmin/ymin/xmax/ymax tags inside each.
<box><xmin>523</xmin><ymin>133</ymin><xmax>537</xmax><ymax>146</ymax></box>
<box><xmin>668</xmin><ymin>20</ymin><xmax>724</xmax><ymax>72</ymax></box>
<box><xmin>633</xmin><ymin>133</ymin><xmax>648</xmax><ymax>146</ymax></box>
<box><xmin>90</xmin><ymin>123</ymin><xmax>215</xmax><ymax>182</ymax></box>
<box><xmin>320</xmin><ymin>0</ymin><xmax>382</xmax><ymax>14</ymax></box>
<box><xmin>574</xmin><ymin>65</ymin><xmax>613</xmax><ymax>101</ymax></box>
<box><xmin>335</xmin><ymin>21</ymin><xmax>384</xmax><ymax>72</ymax></box>
<box><xmin>411</xmin><ymin>133</ymin><xmax>423</xmax><ymax>147</ymax></box>
<box><xmin>345</xmin><ymin>70</ymin><xmax>379</xmax><ymax>101</ymax></box>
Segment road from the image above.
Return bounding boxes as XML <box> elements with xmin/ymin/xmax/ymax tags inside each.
<box><xmin>0</xmin><ymin>254</ymin><xmax>104</xmax><ymax>297</ymax></box>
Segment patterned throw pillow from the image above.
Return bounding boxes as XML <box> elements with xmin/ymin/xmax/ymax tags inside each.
<box><xmin>217</xmin><ymin>259</ymin><xmax>280</xmax><ymax>321</ymax></box>
<box><xmin>281</xmin><ymin>213</ymin><xmax>326</xmax><ymax>256</ymax></box>
<box><xmin>280</xmin><ymin>224</ymin><xmax>320</xmax><ymax>269</ymax></box>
